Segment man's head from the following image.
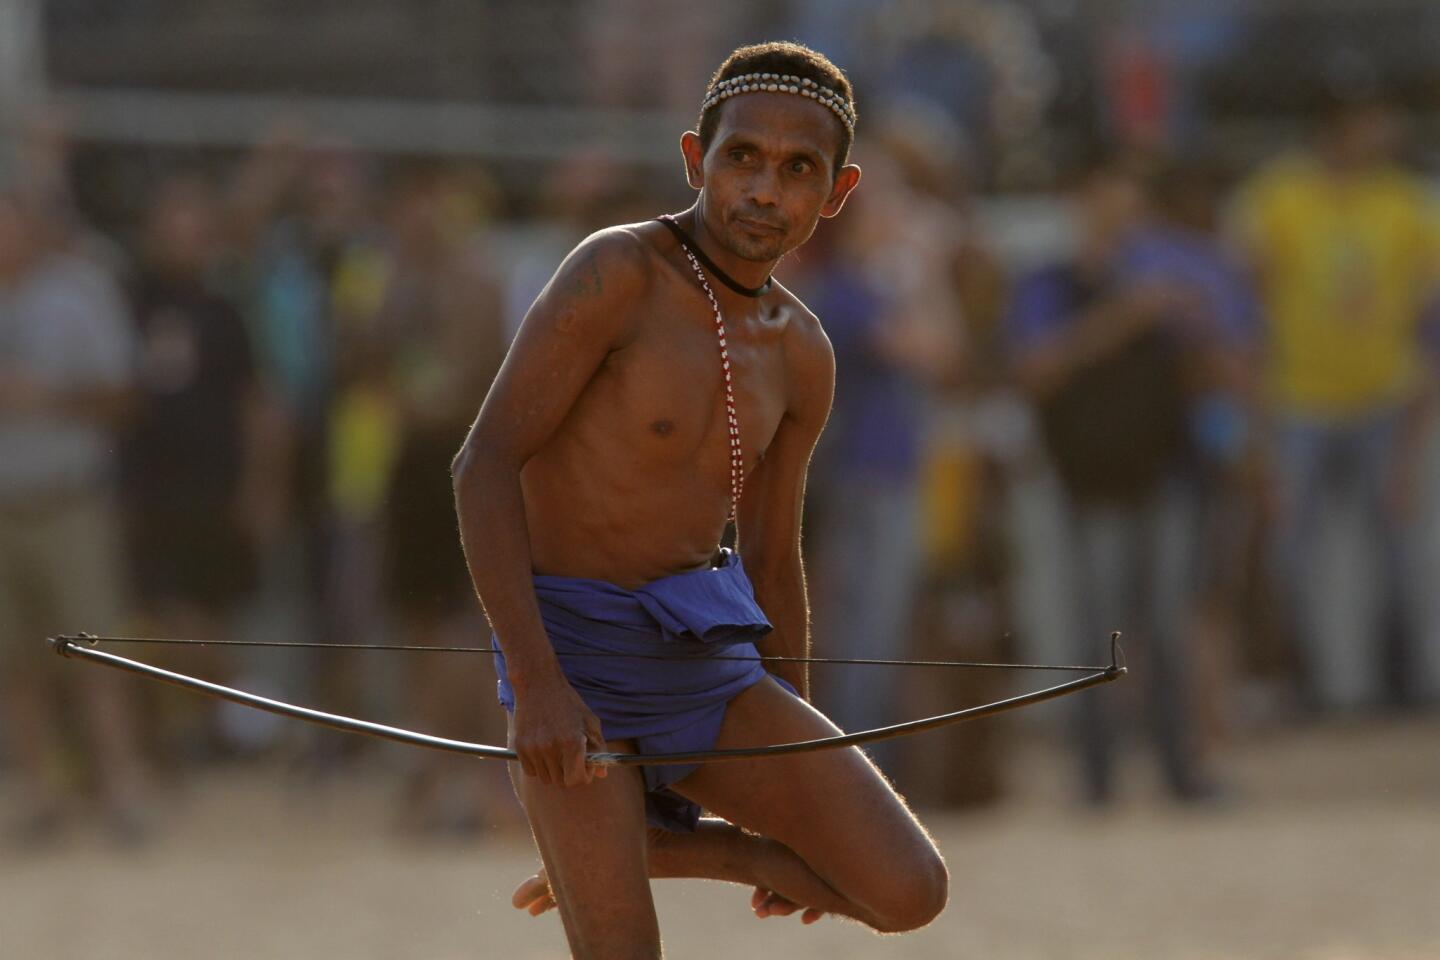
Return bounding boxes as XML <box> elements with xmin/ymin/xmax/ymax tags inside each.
<box><xmin>697</xmin><ymin>43</ymin><xmax>857</xmax><ymax>171</ymax></box>
<box><xmin>143</xmin><ymin>172</ymin><xmax>222</xmax><ymax>279</ymax></box>
<box><xmin>681</xmin><ymin>42</ymin><xmax>862</xmax><ymax>263</ymax></box>
<box><xmin>1314</xmin><ymin>87</ymin><xmax>1402</xmax><ymax>173</ymax></box>
<box><xmin>1066</xmin><ymin>146</ymin><xmax>1150</xmax><ymax>257</ymax></box>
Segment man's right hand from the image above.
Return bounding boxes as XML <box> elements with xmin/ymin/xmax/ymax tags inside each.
<box><xmin>512</xmin><ymin>672</ymin><xmax>608</xmax><ymax>787</ymax></box>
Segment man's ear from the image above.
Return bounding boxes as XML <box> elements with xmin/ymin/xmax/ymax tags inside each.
<box><xmin>820</xmin><ymin>164</ymin><xmax>862</xmax><ymax>219</ymax></box>
<box><xmin>679</xmin><ymin>132</ymin><xmax>705</xmax><ymax>190</ymax></box>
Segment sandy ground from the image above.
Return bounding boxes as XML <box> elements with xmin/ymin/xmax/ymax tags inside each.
<box><xmin>3</xmin><ymin>715</ymin><xmax>1438</xmax><ymax>960</ymax></box>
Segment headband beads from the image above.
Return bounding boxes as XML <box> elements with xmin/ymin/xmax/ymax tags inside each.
<box><xmin>701</xmin><ymin>72</ymin><xmax>855</xmax><ymax>135</ymax></box>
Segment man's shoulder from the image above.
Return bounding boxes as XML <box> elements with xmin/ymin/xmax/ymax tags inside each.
<box><xmin>769</xmin><ymin>281</ymin><xmax>827</xmax><ymax>345</ymax></box>
<box><xmin>770</xmin><ymin>283</ymin><xmax>834</xmax><ymax>398</ymax></box>
<box><xmin>525</xmin><ymin>222</ymin><xmax>677</xmax><ymax>347</ymax></box>
<box><xmin>559</xmin><ymin>223</ymin><xmax>664</xmax><ymax>295</ymax></box>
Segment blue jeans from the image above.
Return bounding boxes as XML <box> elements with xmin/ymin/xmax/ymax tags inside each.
<box><xmin>1269</xmin><ymin>408</ymin><xmax>1417</xmax><ymax>708</ymax></box>
<box><xmin>811</xmin><ymin>476</ymin><xmax>922</xmax><ymax>777</ymax></box>
<box><xmin>1066</xmin><ymin>478</ymin><xmax>1205</xmax><ymax>800</ymax></box>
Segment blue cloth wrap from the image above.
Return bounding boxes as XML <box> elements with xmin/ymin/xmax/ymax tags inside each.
<box><xmin>495</xmin><ymin>549</ymin><xmax>786</xmax><ymax>832</ymax></box>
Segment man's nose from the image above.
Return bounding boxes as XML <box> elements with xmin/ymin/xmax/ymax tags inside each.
<box><xmin>745</xmin><ymin>166</ymin><xmax>781</xmax><ymax>208</ymax></box>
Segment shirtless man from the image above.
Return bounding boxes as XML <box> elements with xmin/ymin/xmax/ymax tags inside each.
<box><xmin>452</xmin><ymin>42</ymin><xmax>947</xmax><ymax>959</ymax></box>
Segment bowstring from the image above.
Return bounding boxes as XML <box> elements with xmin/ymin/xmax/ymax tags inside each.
<box><xmin>56</xmin><ymin>634</ymin><xmax>1110</xmax><ymax>674</ymax></box>
<box><xmin>50</xmin><ymin>636</ymin><xmax>1125</xmax><ymax>766</ymax></box>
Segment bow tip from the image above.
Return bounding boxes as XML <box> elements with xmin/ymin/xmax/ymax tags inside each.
<box><xmin>48</xmin><ymin>633</ymin><xmax>99</xmax><ymax>658</ymax></box>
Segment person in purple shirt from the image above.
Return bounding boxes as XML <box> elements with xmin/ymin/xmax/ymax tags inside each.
<box><xmin>1007</xmin><ymin>150</ymin><xmax>1234</xmax><ymax>805</ymax></box>
<box><xmin>787</xmin><ymin>151</ymin><xmax>965</xmax><ymax>782</ymax></box>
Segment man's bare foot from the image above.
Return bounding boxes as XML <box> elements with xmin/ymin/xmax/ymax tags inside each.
<box><xmin>751</xmin><ymin>885</ymin><xmax>824</xmax><ymax>924</ymax></box>
<box><xmin>510</xmin><ymin>833</ymin><xmax>830</xmax><ymax>925</ymax></box>
<box><xmin>749</xmin><ymin>838</ymin><xmax>826</xmax><ymax>924</ymax></box>
<box><xmin>511</xmin><ymin>869</ymin><xmax>556</xmax><ymax>916</ymax></box>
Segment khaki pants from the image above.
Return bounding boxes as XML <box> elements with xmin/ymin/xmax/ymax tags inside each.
<box><xmin>0</xmin><ymin>488</ymin><xmax>129</xmax><ymax>673</ymax></box>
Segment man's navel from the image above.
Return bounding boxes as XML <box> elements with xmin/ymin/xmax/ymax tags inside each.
<box><xmin>650</xmin><ymin>419</ymin><xmax>676</xmax><ymax>437</ymax></box>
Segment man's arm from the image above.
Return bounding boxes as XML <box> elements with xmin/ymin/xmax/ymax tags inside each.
<box><xmin>0</xmin><ymin>372</ymin><xmax>134</xmax><ymax>423</ymax></box>
<box><xmin>451</xmin><ymin>229</ymin><xmax>647</xmax><ymax>787</ymax></box>
<box><xmin>1012</xmin><ymin>283</ymin><xmax>1187</xmax><ymax>403</ymax></box>
<box><xmin>735</xmin><ymin>313</ymin><xmax>835</xmax><ymax>700</ymax></box>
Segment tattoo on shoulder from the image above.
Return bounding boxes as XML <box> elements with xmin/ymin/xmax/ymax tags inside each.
<box><xmin>564</xmin><ymin>249</ymin><xmax>604</xmax><ymax>299</ymax></box>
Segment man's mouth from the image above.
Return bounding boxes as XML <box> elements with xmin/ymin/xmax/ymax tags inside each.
<box><xmin>735</xmin><ymin>216</ymin><xmax>783</xmax><ymax>234</ymax></box>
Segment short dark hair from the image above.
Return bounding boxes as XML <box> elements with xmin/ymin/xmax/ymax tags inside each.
<box><xmin>697</xmin><ymin>41</ymin><xmax>856</xmax><ymax>172</ymax></box>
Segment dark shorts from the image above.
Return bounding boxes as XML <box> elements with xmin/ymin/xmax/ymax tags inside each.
<box><xmin>495</xmin><ymin>549</ymin><xmax>789</xmax><ymax>832</ymax></box>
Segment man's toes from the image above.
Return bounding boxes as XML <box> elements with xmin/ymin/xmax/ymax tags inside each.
<box><xmin>752</xmin><ymin>889</ymin><xmax>801</xmax><ymax>919</ymax></box>
<box><xmin>801</xmin><ymin>908</ymin><xmax>825</xmax><ymax>924</ymax></box>
<box><xmin>512</xmin><ymin>872</ymin><xmax>552</xmax><ymax>911</ymax></box>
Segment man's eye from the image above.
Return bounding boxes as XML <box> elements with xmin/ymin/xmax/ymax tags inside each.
<box><xmin>789</xmin><ymin>160</ymin><xmax>814</xmax><ymax>175</ymax></box>
<box><xmin>729</xmin><ymin>150</ymin><xmax>752</xmax><ymax>163</ymax></box>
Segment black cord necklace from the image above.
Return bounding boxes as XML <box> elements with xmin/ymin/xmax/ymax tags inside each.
<box><xmin>657</xmin><ymin>214</ymin><xmax>773</xmax><ymax>298</ymax></box>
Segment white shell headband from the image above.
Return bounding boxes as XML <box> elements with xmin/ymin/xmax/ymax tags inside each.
<box><xmin>701</xmin><ymin>72</ymin><xmax>856</xmax><ymax>135</ymax></box>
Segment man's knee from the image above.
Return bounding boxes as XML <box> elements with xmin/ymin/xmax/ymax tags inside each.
<box><xmin>868</xmin><ymin>846</ymin><xmax>949</xmax><ymax>934</ymax></box>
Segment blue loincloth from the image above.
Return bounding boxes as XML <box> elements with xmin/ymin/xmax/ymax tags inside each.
<box><xmin>495</xmin><ymin>549</ymin><xmax>788</xmax><ymax>832</ymax></box>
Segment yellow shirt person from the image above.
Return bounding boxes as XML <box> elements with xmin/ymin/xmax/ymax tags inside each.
<box><xmin>1237</xmin><ymin>154</ymin><xmax>1440</xmax><ymax>419</ymax></box>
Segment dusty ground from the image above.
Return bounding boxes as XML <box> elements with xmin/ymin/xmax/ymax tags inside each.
<box><xmin>3</xmin><ymin>715</ymin><xmax>1438</xmax><ymax>960</ymax></box>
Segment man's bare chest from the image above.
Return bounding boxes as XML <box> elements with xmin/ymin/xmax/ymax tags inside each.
<box><xmin>581</xmin><ymin>296</ymin><xmax>791</xmax><ymax>470</ymax></box>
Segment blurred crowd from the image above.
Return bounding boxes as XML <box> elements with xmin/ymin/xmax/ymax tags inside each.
<box><xmin>0</xmin><ymin>123</ymin><xmax>525</xmax><ymax>844</ymax></box>
<box><xmin>4</xmin><ymin>4</ymin><xmax>1440</xmax><ymax>853</ymax></box>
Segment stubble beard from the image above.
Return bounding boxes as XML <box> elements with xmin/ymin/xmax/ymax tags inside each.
<box><xmin>715</xmin><ymin>216</ymin><xmax>791</xmax><ymax>264</ymax></box>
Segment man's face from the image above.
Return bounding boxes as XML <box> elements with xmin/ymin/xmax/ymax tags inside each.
<box><xmin>687</xmin><ymin>93</ymin><xmax>859</xmax><ymax>263</ymax></box>
<box><xmin>1331</xmin><ymin>103</ymin><xmax>1402</xmax><ymax>169</ymax></box>
<box><xmin>146</xmin><ymin>179</ymin><xmax>220</xmax><ymax>276</ymax></box>
<box><xmin>1076</xmin><ymin>171</ymin><xmax>1145</xmax><ymax>249</ymax></box>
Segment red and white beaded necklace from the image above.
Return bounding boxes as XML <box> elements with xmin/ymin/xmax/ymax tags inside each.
<box><xmin>657</xmin><ymin>214</ymin><xmax>763</xmax><ymax>521</ymax></box>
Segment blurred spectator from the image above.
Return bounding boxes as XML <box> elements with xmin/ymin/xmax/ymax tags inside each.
<box><xmin>580</xmin><ymin>0</ymin><xmax>750</xmax><ymax>113</ymax></box>
<box><xmin>794</xmin><ymin>153</ymin><xmax>962</xmax><ymax>779</ymax></box>
<box><xmin>1125</xmin><ymin>157</ymin><xmax>1262</xmax><ymax>741</ymax></box>
<box><xmin>797</xmin><ymin>1</ymin><xmax>1055</xmax><ymax>186</ymax></box>
<box><xmin>1006</xmin><ymin>150</ymin><xmax>1219</xmax><ymax>805</ymax></box>
<box><xmin>373</xmin><ymin>166</ymin><xmax>510</xmax><ymax>834</ymax></box>
<box><xmin>1234</xmin><ymin>88</ymin><xmax>1440</xmax><ymax>709</ymax></box>
<box><xmin>871</xmin><ymin>104</ymin><xmax>1016</xmax><ymax>805</ymax></box>
<box><xmin>1128</xmin><ymin>159</ymin><xmax>1258</xmax><ymax>470</ymax></box>
<box><xmin>120</xmin><ymin>172</ymin><xmax>273</xmax><ymax>754</ymax></box>
<box><xmin>226</xmin><ymin>131</ymin><xmax>384</xmax><ymax>728</ymax></box>
<box><xmin>0</xmin><ymin>186</ymin><xmax>152</xmax><ymax>844</ymax></box>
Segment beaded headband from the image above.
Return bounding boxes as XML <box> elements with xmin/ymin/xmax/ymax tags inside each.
<box><xmin>701</xmin><ymin>72</ymin><xmax>856</xmax><ymax>136</ymax></box>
